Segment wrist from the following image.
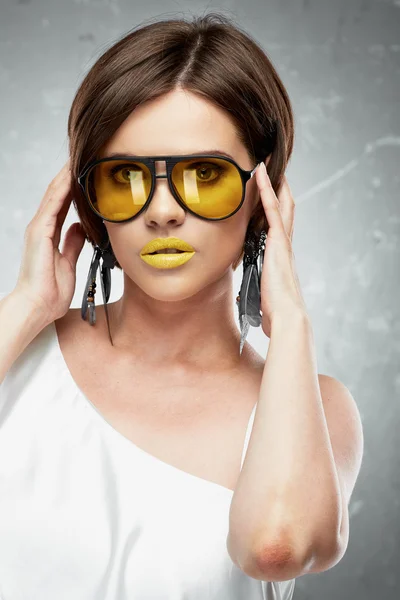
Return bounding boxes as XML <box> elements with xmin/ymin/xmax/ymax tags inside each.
<box><xmin>10</xmin><ymin>288</ymin><xmax>52</xmax><ymax>329</ymax></box>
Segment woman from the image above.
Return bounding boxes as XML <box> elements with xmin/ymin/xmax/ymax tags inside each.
<box><xmin>0</xmin><ymin>12</ymin><xmax>363</xmax><ymax>600</ymax></box>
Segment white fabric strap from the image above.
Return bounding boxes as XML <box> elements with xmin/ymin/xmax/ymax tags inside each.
<box><xmin>240</xmin><ymin>402</ymin><xmax>257</xmax><ymax>471</ymax></box>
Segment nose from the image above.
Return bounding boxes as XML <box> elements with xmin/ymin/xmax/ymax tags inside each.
<box><xmin>143</xmin><ymin>160</ymin><xmax>186</xmax><ymax>228</ymax></box>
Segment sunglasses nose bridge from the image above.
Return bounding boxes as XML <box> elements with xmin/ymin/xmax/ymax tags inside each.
<box><xmin>154</xmin><ymin>158</ymin><xmax>168</xmax><ymax>177</ymax></box>
<box><xmin>149</xmin><ymin>171</ymin><xmax>179</xmax><ymax>210</ymax></box>
<box><xmin>153</xmin><ymin>172</ymin><xmax>171</xmax><ymax>196</ymax></box>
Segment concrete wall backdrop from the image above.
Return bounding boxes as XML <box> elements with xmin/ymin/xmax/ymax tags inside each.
<box><xmin>0</xmin><ymin>0</ymin><xmax>399</xmax><ymax>598</ymax></box>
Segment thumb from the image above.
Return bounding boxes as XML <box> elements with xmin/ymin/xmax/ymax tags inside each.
<box><xmin>62</xmin><ymin>222</ymin><xmax>86</xmax><ymax>270</ymax></box>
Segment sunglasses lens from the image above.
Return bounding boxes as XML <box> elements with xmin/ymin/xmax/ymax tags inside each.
<box><xmin>171</xmin><ymin>158</ymin><xmax>243</xmax><ymax>219</ymax></box>
<box><xmin>84</xmin><ymin>157</ymin><xmax>243</xmax><ymax>221</ymax></box>
<box><xmin>85</xmin><ymin>160</ymin><xmax>152</xmax><ymax>221</ymax></box>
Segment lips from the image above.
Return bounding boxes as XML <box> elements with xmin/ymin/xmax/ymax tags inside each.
<box><xmin>140</xmin><ymin>237</ymin><xmax>195</xmax><ymax>255</ymax></box>
<box><xmin>140</xmin><ymin>250</ymin><xmax>195</xmax><ymax>269</ymax></box>
<box><xmin>148</xmin><ymin>249</ymin><xmax>186</xmax><ymax>255</ymax></box>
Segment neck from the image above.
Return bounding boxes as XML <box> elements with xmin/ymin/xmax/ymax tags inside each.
<box><xmin>105</xmin><ymin>270</ymin><xmax>242</xmax><ymax>372</ymax></box>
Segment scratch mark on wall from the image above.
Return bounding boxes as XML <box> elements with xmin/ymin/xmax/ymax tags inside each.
<box><xmin>296</xmin><ymin>136</ymin><xmax>400</xmax><ymax>204</ymax></box>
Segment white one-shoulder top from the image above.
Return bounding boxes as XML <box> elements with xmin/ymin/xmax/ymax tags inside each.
<box><xmin>0</xmin><ymin>296</ymin><xmax>295</xmax><ymax>600</ymax></box>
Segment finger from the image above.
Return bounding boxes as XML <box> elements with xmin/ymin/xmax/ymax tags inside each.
<box><xmin>52</xmin><ymin>165</ymin><xmax>75</xmax><ymax>248</ymax></box>
<box><xmin>277</xmin><ymin>175</ymin><xmax>295</xmax><ymax>241</ymax></box>
<box><xmin>28</xmin><ymin>168</ymin><xmax>74</xmax><ymax>248</ymax></box>
<box><xmin>53</xmin><ymin>187</ymin><xmax>75</xmax><ymax>250</ymax></box>
<box><xmin>255</xmin><ymin>162</ymin><xmax>286</xmax><ymax>236</ymax></box>
<box><xmin>61</xmin><ymin>222</ymin><xmax>86</xmax><ymax>270</ymax></box>
<box><xmin>36</xmin><ymin>160</ymin><xmax>71</xmax><ymax>216</ymax></box>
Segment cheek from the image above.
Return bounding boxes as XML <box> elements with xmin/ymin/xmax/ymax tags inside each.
<box><xmin>105</xmin><ymin>224</ymin><xmax>139</xmax><ymax>260</ymax></box>
<box><xmin>208</xmin><ymin>224</ymin><xmax>247</xmax><ymax>267</ymax></box>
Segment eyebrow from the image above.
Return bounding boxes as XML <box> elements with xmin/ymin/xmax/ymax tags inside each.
<box><xmin>103</xmin><ymin>150</ymin><xmax>237</xmax><ymax>161</ymax></box>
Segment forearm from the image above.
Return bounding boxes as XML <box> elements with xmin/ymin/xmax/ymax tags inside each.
<box><xmin>0</xmin><ymin>291</ymin><xmax>49</xmax><ymax>386</ymax></box>
<box><xmin>227</xmin><ymin>311</ymin><xmax>342</xmax><ymax>576</ymax></box>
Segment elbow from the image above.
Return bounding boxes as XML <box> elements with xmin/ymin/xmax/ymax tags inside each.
<box><xmin>242</xmin><ymin>540</ymin><xmax>306</xmax><ymax>581</ymax></box>
<box><xmin>239</xmin><ymin>530</ymin><xmax>345</xmax><ymax>581</ymax></box>
<box><xmin>227</xmin><ymin>522</ymin><xmax>308</xmax><ymax>581</ymax></box>
<box><xmin>228</xmin><ymin>516</ymin><xmax>345</xmax><ymax>581</ymax></box>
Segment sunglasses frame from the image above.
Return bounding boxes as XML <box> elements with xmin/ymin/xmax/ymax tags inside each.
<box><xmin>77</xmin><ymin>154</ymin><xmax>260</xmax><ymax>223</ymax></box>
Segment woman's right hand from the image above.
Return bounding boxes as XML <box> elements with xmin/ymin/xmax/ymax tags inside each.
<box><xmin>13</xmin><ymin>159</ymin><xmax>87</xmax><ymax>324</ymax></box>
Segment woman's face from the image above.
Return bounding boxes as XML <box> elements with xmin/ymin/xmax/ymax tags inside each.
<box><xmin>98</xmin><ymin>88</ymin><xmax>262</xmax><ymax>303</ymax></box>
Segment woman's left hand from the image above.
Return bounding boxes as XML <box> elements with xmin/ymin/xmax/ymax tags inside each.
<box><xmin>255</xmin><ymin>162</ymin><xmax>308</xmax><ymax>338</ymax></box>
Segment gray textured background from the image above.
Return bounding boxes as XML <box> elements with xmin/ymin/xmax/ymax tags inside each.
<box><xmin>0</xmin><ymin>0</ymin><xmax>399</xmax><ymax>598</ymax></box>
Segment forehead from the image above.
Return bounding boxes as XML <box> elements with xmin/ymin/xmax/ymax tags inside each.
<box><xmin>98</xmin><ymin>89</ymin><xmax>248</xmax><ymax>164</ymax></box>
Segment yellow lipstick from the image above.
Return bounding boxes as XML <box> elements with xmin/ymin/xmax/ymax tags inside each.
<box><xmin>140</xmin><ymin>236</ymin><xmax>196</xmax><ymax>269</ymax></box>
<box><xmin>140</xmin><ymin>252</ymin><xmax>195</xmax><ymax>269</ymax></box>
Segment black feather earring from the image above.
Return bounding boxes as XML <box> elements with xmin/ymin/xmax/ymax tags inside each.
<box><xmin>81</xmin><ymin>237</ymin><xmax>116</xmax><ymax>346</ymax></box>
<box><xmin>236</xmin><ymin>227</ymin><xmax>267</xmax><ymax>355</ymax></box>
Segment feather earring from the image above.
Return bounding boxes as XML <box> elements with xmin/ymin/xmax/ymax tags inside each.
<box><xmin>81</xmin><ymin>238</ymin><xmax>116</xmax><ymax>346</ymax></box>
<box><xmin>236</xmin><ymin>228</ymin><xmax>267</xmax><ymax>355</ymax></box>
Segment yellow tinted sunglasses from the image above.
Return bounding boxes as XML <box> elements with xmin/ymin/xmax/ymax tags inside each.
<box><xmin>78</xmin><ymin>154</ymin><xmax>260</xmax><ymax>223</ymax></box>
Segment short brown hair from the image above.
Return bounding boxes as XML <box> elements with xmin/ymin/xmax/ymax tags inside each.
<box><xmin>68</xmin><ymin>12</ymin><xmax>294</xmax><ymax>271</ymax></box>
